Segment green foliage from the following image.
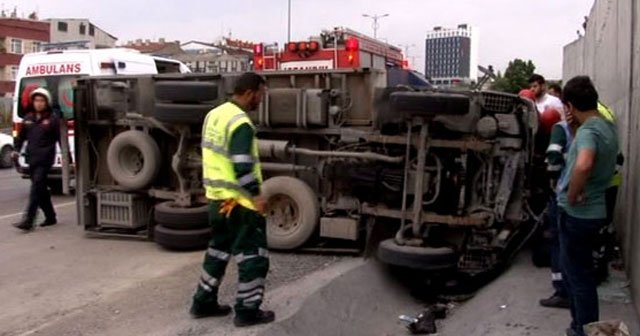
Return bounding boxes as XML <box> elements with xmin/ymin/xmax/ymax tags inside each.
<box><xmin>491</xmin><ymin>59</ymin><xmax>536</xmax><ymax>94</ymax></box>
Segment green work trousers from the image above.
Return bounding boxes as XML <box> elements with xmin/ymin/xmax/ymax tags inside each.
<box><xmin>192</xmin><ymin>201</ymin><xmax>269</xmax><ymax>317</ymax></box>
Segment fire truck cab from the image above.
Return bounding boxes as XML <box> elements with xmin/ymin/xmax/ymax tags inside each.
<box><xmin>254</xmin><ymin>27</ymin><xmax>405</xmax><ymax>71</ymax></box>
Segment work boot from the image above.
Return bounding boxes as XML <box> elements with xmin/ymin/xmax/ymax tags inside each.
<box><xmin>565</xmin><ymin>327</ymin><xmax>579</xmax><ymax>336</ymax></box>
<box><xmin>39</xmin><ymin>218</ymin><xmax>58</xmax><ymax>227</ymax></box>
<box><xmin>539</xmin><ymin>293</ymin><xmax>570</xmax><ymax>309</ymax></box>
<box><xmin>190</xmin><ymin>303</ymin><xmax>232</xmax><ymax>318</ymax></box>
<box><xmin>12</xmin><ymin>221</ymin><xmax>34</xmax><ymax>231</ymax></box>
<box><xmin>233</xmin><ymin>309</ymin><xmax>275</xmax><ymax>327</ymax></box>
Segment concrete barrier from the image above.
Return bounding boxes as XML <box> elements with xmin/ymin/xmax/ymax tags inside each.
<box><xmin>563</xmin><ymin>0</ymin><xmax>640</xmax><ymax>315</ymax></box>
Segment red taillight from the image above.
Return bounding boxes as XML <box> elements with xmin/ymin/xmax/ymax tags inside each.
<box><xmin>12</xmin><ymin>122</ymin><xmax>22</xmax><ymax>138</ymax></box>
<box><xmin>346</xmin><ymin>37</ymin><xmax>359</xmax><ymax>51</ymax></box>
<box><xmin>254</xmin><ymin>44</ymin><xmax>263</xmax><ymax>56</ymax></box>
<box><xmin>309</xmin><ymin>41</ymin><xmax>319</xmax><ymax>52</ymax></box>
<box><xmin>67</xmin><ymin>120</ymin><xmax>75</xmax><ymax>130</ymax></box>
<box><xmin>402</xmin><ymin>59</ymin><xmax>409</xmax><ymax>69</ymax></box>
<box><xmin>348</xmin><ymin>53</ymin><xmax>355</xmax><ymax>63</ymax></box>
<box><xmin>287</xmin><ymin>42</ymin><xmax>298</xmax><ymax>52</ymax></box>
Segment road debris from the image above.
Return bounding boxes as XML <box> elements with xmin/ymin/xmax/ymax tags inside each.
<box><xmin>399</xmin><ymin>303</ymin><xmax>448</xmax><ymax>335</ymax></box>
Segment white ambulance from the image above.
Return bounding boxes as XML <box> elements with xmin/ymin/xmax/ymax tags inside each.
<box><xmin>12</xmin><ymin>48</ymin><xmax>189</xmax><ymax>192</ymax></box>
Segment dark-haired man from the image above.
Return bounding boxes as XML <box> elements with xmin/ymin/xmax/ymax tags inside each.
<box><xmin>556</xmin><ymin>76</ymin><xmax>618</xmax><ymax>336</ymax></box>
<box><xmin>549</xmin><ymin>83</ymin><xmax>563</xmax><ymax>98</ymax></box>
<box><xmin>190</xmin><ymin>72</ymin><xmax>275</xmax><ymax>327</ymax></box>
<box><xmin>529</xmin><ymin>74</ymin><xmax>564</xmax><ymax>118</ymax></box>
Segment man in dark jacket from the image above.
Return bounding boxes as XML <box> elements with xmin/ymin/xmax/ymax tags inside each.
<box><xmin>12</xmin><ymin>87</ymin><xmax>60</xmax><ymax>231</ymax></box>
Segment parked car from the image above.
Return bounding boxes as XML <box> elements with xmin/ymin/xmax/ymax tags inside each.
<box><xmin>0</xmin><ymin>132</ymin><xmax>14</xmax><ymax>168</ymax></box>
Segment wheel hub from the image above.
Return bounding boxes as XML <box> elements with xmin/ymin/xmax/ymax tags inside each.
<box><xmin>267</xmin><ymin>194</ymin><xmax>300</xmax><ymax>235</ymax></box>
<box><xmin>119</xmin><ymin>145</ymin><xmax>144</xmax><ymax>175</ymax></box>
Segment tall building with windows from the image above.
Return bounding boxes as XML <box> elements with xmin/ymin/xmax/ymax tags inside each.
<box><xmin>0</xmin><ymin>16</ymin><xmax>49</xmax><ymax>96</ymax></box>
<box><xmin>424</xmin><ymin>24</ymin><xmax>479</xmax><ymax>86</ymax></box>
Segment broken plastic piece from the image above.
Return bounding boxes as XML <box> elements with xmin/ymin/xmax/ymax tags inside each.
<box><xmin>400</xmin><ymin>304</ymin><xmax>448</xmax><ymax>335</ymax></box>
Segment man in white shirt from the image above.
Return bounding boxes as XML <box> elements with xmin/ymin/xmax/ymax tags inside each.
<box><xmin>529</xmin><ymin>74</ymin><xmax>565</xmax><ymax>118</ymax></box>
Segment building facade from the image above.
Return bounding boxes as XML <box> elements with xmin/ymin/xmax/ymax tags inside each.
<box><xmin>0</xmin><ymin>17</ymin><xmax>49</xmax><ymax>96</ymax></box>
<box><xmin>122</xmin><ymin>38</ymin><xmax>183</xmax><ymax>58</ymax></box>
<box><xmin>424</xmin><ymin>24</ymin><xmax>479</xmax><ymax>86</ymax></box>
<box><xmin>177</xmin><ymin>40</ymin><xmax>253</xmax><ymax>73</ymax></box>
<box><xmin>46</xmin><ymin>18</ymin><xmax>117</xmax><ymax>50</ymax></box>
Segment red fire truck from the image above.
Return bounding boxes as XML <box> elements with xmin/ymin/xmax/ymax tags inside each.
<box><xmin>254</xmin><ymin>27</ymin><xmax>405</xmax><ymax>71</ymax></box>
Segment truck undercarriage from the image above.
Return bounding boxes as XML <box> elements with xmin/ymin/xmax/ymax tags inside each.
<box><xmin>74</xmin><ymin>68</ymin><xmax>542</xmax><ymax>275</ymax></box>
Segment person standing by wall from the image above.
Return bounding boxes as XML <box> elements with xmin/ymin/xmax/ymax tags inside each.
<box><xmin>556</xmin><ymin>76</ymin><xmax>618</xmax><ymax>336</ymax></box>
<box><xmin>548</xmin><ymin>83</ymin><xmax>563</xmax><ymax>98</ymax></box>
<box><xmin>529</xmin><ymin>74</ymin><xmax>565</xmax><ymax>119</ymax></box>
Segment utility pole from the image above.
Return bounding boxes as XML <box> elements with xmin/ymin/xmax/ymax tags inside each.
<box><xmin>287</xmin><ymin>0</ymin><xmax>292</xmax><ymax>42</ymax></box>
<box><xmin>399</xmin><ymin>43</ymin><xmax>416</xmax><ymax>59</ymax></box>
<box><xmin>362</xmin><ymin>13</ymin><xmax>389</xmax><ymax>39</ymax></box>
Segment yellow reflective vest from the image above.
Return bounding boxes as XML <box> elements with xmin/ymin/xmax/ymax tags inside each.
<box><xmin>201</xmin><ymin>102</ymin><xmax>262</xmax><ymax>210</ymax></box>
<box><xmin>598</xmin><ymin>102</ymin><xmax>622</xmax><ymax>187</ymax></box>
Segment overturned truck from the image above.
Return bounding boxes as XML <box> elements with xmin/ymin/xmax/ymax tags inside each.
<box><xmin>74</xmin><ymin>68</ymin><xmax>540</xmax><ymax>274</ymax></box>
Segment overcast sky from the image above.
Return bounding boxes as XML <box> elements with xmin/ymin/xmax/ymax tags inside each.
<box><xmin>15</xmin><ymin>0</ymin><xmax>594</xmax><ymax>78</ymax></box>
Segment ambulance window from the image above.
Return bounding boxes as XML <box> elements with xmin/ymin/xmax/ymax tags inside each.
<box><xmin>17</xmin><ymin>78</ymin><xmax>47</xmax><ymax>118</ymax></box>
<box><xmin>154</xmin><ymin>59</ymin><xmax>181</xmax><ymax>74</ymax></box>
<box><xmin>17</xmin><ymin>76</ymin><xmax>79</xmax><ymax>119</ymax></box>
<box><xmin>57</xmin><ymin>77</ymin><xmax>77</xmax><ymax>119</ymax></box>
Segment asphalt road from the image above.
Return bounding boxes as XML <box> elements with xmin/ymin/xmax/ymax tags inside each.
<box><xmin>0</xmin><ymin>168</ymin><xmax>350</xmax><ymax>336</ymax></box>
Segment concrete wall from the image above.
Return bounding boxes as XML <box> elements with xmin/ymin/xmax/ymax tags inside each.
<box><xmin>563</xmin><ymin>0</ymin><xmax>640</xmax><ymax>313</ymax></box>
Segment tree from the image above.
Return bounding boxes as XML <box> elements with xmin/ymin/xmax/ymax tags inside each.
<box><xmin>491</xmin><ymin>59</ymin><xmax>536</xmax><ymax>94</ymax></box>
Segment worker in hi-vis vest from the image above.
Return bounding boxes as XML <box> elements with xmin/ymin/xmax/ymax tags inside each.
<box><xmin>593</xmin><ymin>102</ymin><xmax>623</xmax><ymax>283</ymax></box>
<box><xmin>190</xmin><ymin>72</ymin><xmax>275</xmax><ymax>328</ymax></box>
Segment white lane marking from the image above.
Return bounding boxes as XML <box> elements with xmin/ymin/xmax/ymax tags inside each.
<box><xmin>0</xmin><ymin>201</ymin><xmax>75</xmax><ymax>220</ymax></box>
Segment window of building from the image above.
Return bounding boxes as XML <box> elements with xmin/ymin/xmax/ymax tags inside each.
<box><xmin>10</xmin><ymin>39</ymin><xmax>22</xmax><ymax>54</ymax></box>
<box><xmin>32</xmin><ymin>41</ymin><xmax>41</xmax><ymax>53</ymax></box>
<box><xmin>58</xmin><ymin>21</ymin><xmax>68</xmax><ymax>32</ymax></box>
<box><xmin>79</xmin><ymin>23</ymin><xmax>86</xmax><ymax>35</ymax></box>
<box><xmin>10</xmin><ymin>66</ymin><xmax>18</xmax><ymax>80</ymax></box>
<box><xmin>89</xmin><ymin>24</ymin><xmax>95</xmax><ymax>36</ymax></box>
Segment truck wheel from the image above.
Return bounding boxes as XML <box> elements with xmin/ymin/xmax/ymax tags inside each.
<box><xmin>153</xmin><ymin>224</ymin><xmax>211</xmax><ymax>251</ymax></box>
<box><xmin>155</xmin><ymin>81</ymin><xmax>219</xmax><ymax>103</ymax></box>
<box><xmin>107</xmin><ymin>130</ymin><xmax>160</xmax><ymax>191</ymax></box>
<box><xmin>154</xmin><ymin>201</ymin><xmax>209</xmax><ymax>230</ymax></box>
<box><xmin>154</xmin><ymin>103</ymin><xmax>214</xmax><ymax>124</ymax></box>
<box><xmin>262</xmin><ymin>176</ymin><xmax>319</xmax><ymax>250</ymax></box>
<box><xmin>377</xmin><ymin>239</ymin><xmax>459</xmax><ymax>271</ymax></box>
<box><xmin>0</xmin><ymin>145</ymin><xmax>13</xmax><ymax>168</ymax></box>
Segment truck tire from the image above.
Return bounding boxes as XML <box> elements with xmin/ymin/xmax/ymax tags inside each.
<box><xmin>155</xmin><ymin>81</ymin><xmax>218</xmax><ymax>103</ymax></box>
<box><xmin>153</xmin><ymin>224</ymin><xmax>211</xmax><ymax>251</ymax></box>
<box><xmin>0</xmin><ymin>144</ymin><xmax>13</xmax><ymax>168</ymax></box>
<box><xmin>107</xmin><ymin>130</ymin><xmax>161</xmax><ymax>191</ymax></box>
<box><xmin>377</xmin><ymin>239</ymin><xmax>459</xmax><ymax>270</ymax></box>
<box><xmin>262</xmin><ymin>176</ymin><xmax>319</xmax><ymax>250</ymax></box>
<box><xmin>154</xmin><ymin>103</ymin><xmax>214</xmax><ymax>124</ymax></box>
<box><xmin>390</xmin><ymin>91</ymin><xmax>470</xmax><ymax>117</ymax></box>
<box><xmin>154</xmin><ymin>201</ymin><xmax>209</xmax><ymax>230</ymax></box>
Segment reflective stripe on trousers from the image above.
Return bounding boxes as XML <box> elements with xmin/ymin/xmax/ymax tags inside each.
<box><xmin>235</xmin><ymin>247</ymin><xmax>269</xmax><ymax>263</ymax></box>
